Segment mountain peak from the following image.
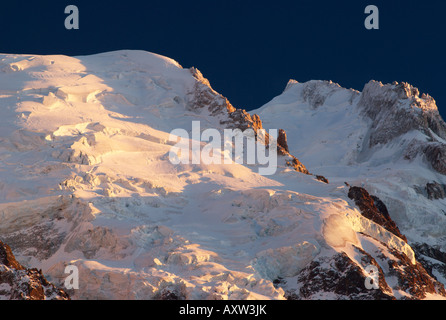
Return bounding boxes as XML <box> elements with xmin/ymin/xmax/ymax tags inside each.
<box><xmin>358</xmin><ymin>80</ymin><xmax>446</xmax><ymax>148</ymax></box>
<box><xmin>2</xmin><ymin>50</ymin><xmax>446</xmax><ymax>300</ymax></box>
<box><xmin>280</xmin><ymin>79</ymin><xmax>359</xmax><ymax>110</ymax></box>
<box><xmin>360</xmin><ymin>80</ymin><xmax>438</xmax><ymax>113</ymax></box>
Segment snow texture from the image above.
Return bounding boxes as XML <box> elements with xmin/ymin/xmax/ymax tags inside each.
<box><xmin>0</xmin><ymin>51</ymin><xmax>444</xmax><ymax>299</ymax></box>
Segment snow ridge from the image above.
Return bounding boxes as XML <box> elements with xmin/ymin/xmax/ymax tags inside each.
<box><xmin>254</xmin><ymin>77</ymin><xmax>446</xmax><ymax>298</ymax></box>
<box><xmin>0</xmin><ymin>50</ymin><xmax>444</xmax><ymax>300</ymax></box>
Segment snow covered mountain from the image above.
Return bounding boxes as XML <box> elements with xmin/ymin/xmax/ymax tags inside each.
<box><xmin>253</xmin><ymin>79</ymin><xmax>446</xmax><ymax>293</ymax></box>
<box><xmin>0</xmin><ymin>50</ymin><xmax>445</xmax><ymax>300</ymax></box>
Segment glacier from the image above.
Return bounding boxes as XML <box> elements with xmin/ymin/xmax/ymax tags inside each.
<box><xmin>0</xmin><ymin>50</ymin><xmax>445</xmax><ymax>300</ymax></box>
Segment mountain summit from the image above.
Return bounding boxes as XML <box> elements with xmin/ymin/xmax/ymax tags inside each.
<box><xmin>254</xmin><ymin>77</ymin><xmax>446</xmax><ymax>296</ymax></box>
<box><xmin>0</xmin><ymin>50</ymin><xmax>445</xmax><ymax>299</ymax></box>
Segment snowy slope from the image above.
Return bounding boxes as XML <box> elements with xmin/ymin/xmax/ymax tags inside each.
<box><xmin>253</xmin><ymin>79</ymin><xmax>446</xmax><ymax>289</ymax></box>
<box><xmin>0</xmin><ymin>51</ymin><xmax>444</xmax><ymax>300</ymax></box>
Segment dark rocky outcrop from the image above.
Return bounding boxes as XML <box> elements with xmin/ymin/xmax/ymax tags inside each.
<box><xmin>426</xmin><ymin>181</ymin><xmax>446</xmax><ymax>200</ymax></box>
<box><xmin>413</xmin><ymin>243</ymin><xmax>446</xmax><ymax>264</ymax></box>
<box><xmin>358</xmin><ymin>81</ymin><xmax>446</xmax><ymax>148</ymax></box>
<box><xmin>188</xmin><ymin>67</ymin><xmax>237</xmax><ymax>117</ymax></box>
<box><xmin>315</xmin><ymin>175</ymin><xmax>329</xmax><ymax>184</ymax></box>
<box><xmin>348</xmin><ymin>186</ymin><xmax>407</xmax><ymax>242</ymax></box>
<box><xmin>424</xmin><ymin>144</ymin><xmax>446</xmax><ymax>176</ymax></box>
<box><xmin>0</xmin><ymin>240</ymin><xmax>24</xmax><ymax>271</ymax></box>
<box><xmin>284</xmin><ymin>156</ymin><xmax>309</xmax><ymax>175</ymax></box>
<box><xmin>412</xmin><ymin>181</ymin><xmax>446</xmax><ymax>200</ymax></box>
<box><xmin>188</xmin><ymin>67</ymin><xmax>312</xmax><ymax>176</ymax></box>
<box><xmin>413</xmin><ymin>243</ymin><xmax>446</xmax><ymax>284</ymax></box>
<box><xmin>0</xmin><ymin>240</ymin><xmax>70</xmax><ymax>300</ymax></box>
<box><xmin>277</xmin><ymin>129</ymin><xmax>290</xmax><ymax>154</ymax></box>
<box><xmin>289</xmin><ymin>248</ymin><xmax>394</xmax><ymax>300</ymax></box>
<box><xmin>288</xmin><ymin>240</ymin><xmax>446</xmax><ymax>300</ymax></box>
<box><xmin>357</xmin><ymin>81</ymin><xmax>446</xmax><ymax>177</ymax></box>
<box><xmin>386</xmin><ymin>246</ymin><xmax>446</xmax><ymax>299</ymax></box>
<box><xmin>405</xmin><ymin>142</ymin><xmax>446</xmax><ymax>177</ymax></box>
<box><xmin>155</xmin><ymin>289</ymin><xmax>185</xmax><ymax>300</ymax></box>
<box><xmin>186</xmin><ymin>69</ymin><xmax>332</xmax><ymax>182</ymax></box>
<box><xmin>298</xmin><ymin>80</ymin><xmax>358</xmax><ymax>109</ymax></box>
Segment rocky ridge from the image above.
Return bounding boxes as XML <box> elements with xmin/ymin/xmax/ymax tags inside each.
<box><xmin>254</xmin><ymin>77</ymin><xmax>446</xmax><ymax>299</ymax></box>
<box><xmin>0</xmin><ymin>240</ymin><xmax>69</xmax><ymax>300</ymax></box>
<box><xmin>0</xmin><ymin>51</ymin><xmax>444</xmax><ymax>300</ymax></box>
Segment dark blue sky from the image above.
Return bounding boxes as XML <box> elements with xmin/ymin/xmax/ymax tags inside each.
<box><xmin>1</xmin><ymin>0</ymin><xmax>445</xmax><ymax>116</ymax></box>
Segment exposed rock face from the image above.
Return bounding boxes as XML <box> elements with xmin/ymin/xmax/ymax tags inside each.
<box><xmin>315</xmin><ymin>175</ymin><xmax>329</xmax><ymax>184</ymax></box>
<box><xmin>297</xmin><ymin>80</ymin><xmax>359</xmax><ymax>109</ymax></box>
<box><xmin>187</xmin><ymin>67</ymin><xmax>236</xmax><ymax>116</ymax></box>
<box><xmin>405</xmin><ymin>142</ymin><xmax>446</xmax><ymax>177</ymax></box>
<box><xmin>358</xmin><ymin>81</ymin><xmax>446</xmax><ymax>148</ymax></box>
<box><xmin>414</xmin><ymin>243</ymin><xmax>446</xmax><ymax>264</ymax></box>
<box><xmin>186</xmin><ymin>69</ymin><xmax>333</xmax><ymax>183</ymax></box>
<box><xmin>188</xmin><ymin>68</ymin><xmax>264</xmax><ymax>136</ymax></box>
<box><xmin>277</xmin><ymin>129</ymin><xmax>290</xmax><ymax>154</ymax></box>
<box><xmin>0</xmin><ymin>241</ymin><xmax>23</xmax><ymax>270</ymax></box>
<box><xmin>341</xmin><ymin>186</ymin><xmax>446</xmax><ymax>299</ymax></box>
<box><xmin>348</xmin><ymin>186</ymin><xmax>407</xmax><ymax>242</ymax></box>
<box><xmin>290</xmin><ymin>249</ymin><xmax>394</xmax><ymax>300</ymax></box>
<box><xmin>387</xmin><ymin>249</ymin><xmax>446</xmax><ymax>299</ymax></box>
<box><xmin>252</xmin><ymin>75</ymin><xmax>446</xmax><ymax>299</ymax></box>
<box><xmin>355</xmin><ymin>81</ymin><xmax>446</xmax><ymax>178</ymax></box>
<box><xmin>288</xmin><ymin>240</ymin><xmax>446</xmax><ymax>300</ymax></box>
<box><xmin>424</xmin><ymin>144</ymin><xmax>446</xmax><ymax>176</ymax></box>
<box><xmin>1</xmin><ymin>223</ymin><xmax>66</xmax><ymax>262</ymax></box>
<box><xmin>413</xmin><ymin>243</ymin><xmax>446</xmax><ymax>284</ymax></box>
<box><xmin>188</xmin><ymin>67</ymin><xmax>311</xmax><ymax>176</ymax></box>
<box><xmin>0</xmin><ymin>240</ymin><xmax>70</xmax><ymax>300</ymax></box>
<box><xmin>225</xmin><ymin>109</ymin><xmax>264</xmax><ymax>133</ymax></box>
<box><xmin>426</xmin><ymin>181</ymin><xmax>446</xmax><ymax>200</ymax></box>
